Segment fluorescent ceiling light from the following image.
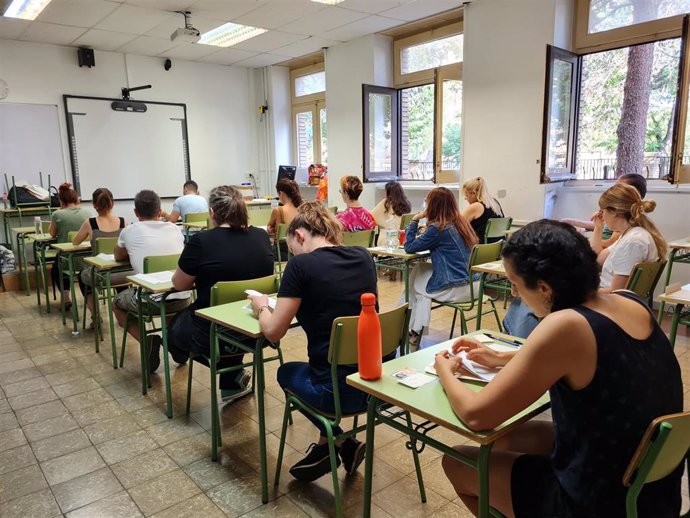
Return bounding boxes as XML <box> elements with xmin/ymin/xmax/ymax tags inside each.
<box><xmin>310</xmin><ymin>0</ymin><xmax>346</xmax><ymax>4</ymax></box>
<box><xmin>3</xmin><ymin>0</ymin><xmax>52</xmax><ymax>20</ymax></box>
<box><xmin>198</xmin><ymin>22</ymin><xmax>267</xmax><ymax>47</ymax></box>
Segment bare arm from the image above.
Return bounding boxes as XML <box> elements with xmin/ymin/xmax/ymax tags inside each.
<box><xmin>248</xmin><ymin>295</ymin><xmax>300</xmax><ymax>343</ymax></box>
<box><xmin>599</xmin><ymin>274</ymin><xmax>628</xmax><ymax>294</ymax></box>
<box><xmin>48</xmin><ymin>220</ymin><xmax>57</xmax><ymax>238</ymax></box>
<box><xmin>72</xmin><ymin>219</ymin><xmax>91</xmax><ymax>245</ymax></box>
<box><xmin>589</xmin><ymin>211</ymin><xmax>605</xmax><ymax>254</ymax></box>
<box><xmin>600</xmin><ymin>231</ymin><xmax>621</xmax><ymax>249</ymax></box>
<box><xmin>461</xmin><ymin>202</ymin><xmax>483</xmax><ymax>223</ymax></box>
<box><xmin>162</xmin><ymin>210</ymin><xmax>180</xmax><ymax>223</ymax></box>
<box><xmin>113</xmin><ymin>243</ymin><xmax>128</xmax><ymax>262</ymax></box>
<box><xmin>172</xmin><ymin>267</ymin><xmax>195</xmax><ymax>291</ymax></box>
<box><xmin>266</xmin><ymin>207</ymin><xmax>280</xmax><ymax>235</ymax></box>
<box><xmin>561</xmin><ymin>218</ymin><xmax>595</xmax><ymax>231</ymax></box>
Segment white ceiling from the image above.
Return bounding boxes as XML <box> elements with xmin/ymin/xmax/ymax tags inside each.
<box><xmin>0</xmin><ymin>0</ymin><xmax>461</xmax><ymax>68</ymax></box>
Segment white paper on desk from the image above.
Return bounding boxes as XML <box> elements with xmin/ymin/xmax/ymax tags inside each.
<box><xmin>683</xmin><ymin>283</ymin><xmax>690</xmax><ymax>291</ymax></box>
<box><xmin>133</xmin><ymin>271</ymin><xmax>173</xmax><ymax>284</ymax></box>
<box><xmin>398</xmin><ymin>372</ymin><xmax>435</xmax><ymax>388</ymax></box>
<box><xmin>96</xmin><ymin>253</ymin><xmax>115</xmax><ymax>261</ymax></box>
<box><xmin>242</xmin><ymin>296</ymin><xmax>277</xmax><ymax>313</ymax></box>
<box><xmin>425</xmin><ymin>349</ymin><xmax>501</xmax><ymax>383</ymax></box>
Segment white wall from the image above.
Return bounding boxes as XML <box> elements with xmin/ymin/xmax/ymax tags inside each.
<box><xmin>325</xmin><ymin>34</ymin><xmax>393</xmax><ymax>210</ymax></box>
<box><xmin>0</xmin><ymin>37</ymin><xmax>256</xmax><ymax>225</ymax></box>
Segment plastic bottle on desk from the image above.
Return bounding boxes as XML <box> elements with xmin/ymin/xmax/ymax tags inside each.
<box><xmin>34</xmin><ymin>216</ymin><xmax>41</xmax><ymax>235</ymax></box>
<box><xmin>357</xmin><ymin>293</ymin><xmax>382</xmax><ymax>380</ymax></box>
<box><xmin>384</xmin><ymin>216</ymin><xmax>398</xmax><ymax>252</ymax></box>
<box><xmin>419</xmin><ymin>200</ymin><xmax>427</xmax><ymax>227</ymax></box>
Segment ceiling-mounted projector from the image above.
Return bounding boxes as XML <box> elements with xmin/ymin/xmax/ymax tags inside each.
<box><xmin>171</xmin><ymin>11</ymin><xmax>200</xmax><ymax>43</ymax></box>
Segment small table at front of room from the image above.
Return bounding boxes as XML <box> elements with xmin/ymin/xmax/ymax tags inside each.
<box><xmin>51</xmin><ymin>241</ymin><xmax>91</xmax><ymax>335</ymax></box>
<box><xmin>657</xmin><ymin>237</ymin><xmax>690</xmax><ymax>321</ymax></box>
<box><xmin>32</xmin><ymin>233</ymin><xmax>57</xmax><ymax>311</ymax></box>
<box><xmin>347</xmin><ymin>332</ymin><xmax>550</xmax><ymax>518</ymax></box>
<box><xmin>10</xmin><ymin>226</ymin><xmax>36</xmax><ymax>296</ymax></box>
<box><xmin>195</xmin><ymin>299</ymin><xmax>297</xmax><ymax>505</ymax></box>
<box><xmin>657</xmin><ymin>287</ymin><xmax>690</xmax><ymax>348</ymax></box>
<box><xmin>0</xmin><ymin>206</ymin><xmax>53</xmax><ymax>250</ymax></box>
<box><xmin>83</xmin><ymin>255</ymin><xmax>132</xmax><ymax>368</ymax></box>
<box><xmin>367</xmin><ymin>246</ymin><xmax>430</xmax><ymax>303</ymax></box>
<box><xmin>471</xmin><ymin>260</ymin><xmax>509</xmax><ymax>330</ymax></box>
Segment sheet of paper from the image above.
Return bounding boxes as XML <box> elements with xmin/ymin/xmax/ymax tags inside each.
<box><xmin>96</xmin><ymin>253</ymin><xmax>115</xmax><ymax>261</ymax></box>
<box><xmin>133</xmin><ymin>271</ymin><xmax>173</xmax><ymax>284</ymax></box>
<box><xmin>397</xmin><ymin>372</ymin><xmax>435</xmax><ymax>388</ymax></box>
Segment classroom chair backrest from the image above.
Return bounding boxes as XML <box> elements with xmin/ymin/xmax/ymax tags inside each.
<box><xmin>484</xmin><ymin>217</ymin><xmax>513</xmax><ymax>243</ymax></box>
<box><xmin>625</xmin><ymin>260</ymin><xmax>666</xmax><ymax>306</ymax></box>
<box><xmin>94</xmin><ymin>237</ymin><xmax>117</xmax><ymax>255</ymax></box>
<box><xmin>276</xmin><ymin>223</ymin><xmax>288</xmax><ymax>241</ymax></box>
<box><xmin>328</xmin><ymin>206</ymin><xmax>338</xmax><ymax>215</ymax></box>
<box><xmin>470</xmin><ymin>240</ymin><xmax>504</xmax><ymax>268</ymax></box>
<box><xmin>248</xmin><ymin>207</ymin><xmax>272</xmax><ymax>227</ymax></box>
<box><xmin>327</xmin><ymin>303</ymin><xmax>410</xmax><ymax>367</ymax></box>
<box><xmin>184</xmin><ymin>212</ymin><xmax>208</xmax><ymax>223</ymax></box>
<box><xmin>622</xmin><ymin>411</ymin><xmax>690</xmax><ymax>517</ymax></box>
<box><xmin>41</xmin><ymin>220</ymin><xmax>51</xmax><ymax>233</ymax></box>
<box><xmin>67</xmin><ymin>231</ymin><xmax>78</xmax><ymax>242</ymax></box>
<box><xmin>143</xmin><ymin>254</ymin><xmax>180</xmax><ymax>274</ymax></box>
<box><xmin>210</xmin><ymin>274</ymin><xmax>278</xmax><ymax>306</ymax></box>
<box><xmin>342</xmin><ymin>230</ymin><xmax>375</xmax><ymax>248</ymax></box>
<box><xmin>399</xmin><ymin>213</ymin><xmax>414</xmax><ymax>230</ymax></box>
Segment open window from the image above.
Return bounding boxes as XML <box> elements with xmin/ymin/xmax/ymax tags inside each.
<box><xmin>291</xmin><ymin>63</ymin><xmax>327</xmax><ymax>169</ymax></box>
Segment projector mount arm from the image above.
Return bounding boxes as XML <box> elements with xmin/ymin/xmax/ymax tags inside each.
<box><xmin>121</xmin><ymin>84</ymin><xmax>152</xmax><ymax>100</ymax></box>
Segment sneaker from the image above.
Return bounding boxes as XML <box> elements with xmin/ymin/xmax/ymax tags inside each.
<box><xmin>340</xmin><ymin>437</ymin><xmax>366</xmax><ymax>475</ymax></box>
<box><xmin>408</xmin><ymin>330</ymin><xmax>421</xmax><ymax>352</ymax></box>
<box><xmin>147</xmin><ymin>334</ymin><xmax>162</xmax><ymax>374</ymax></box>
<box><xmin>289</xmin><ymin>442</ymin><xmax>341</xmax><ymax>482</ymax></box>
<box><xmin>168</xmin><ymin>343</ymin><xmax>189</xmax><ymax>365</ymax></box>
<box><xmin>220</xmin><ymin>370</ymin><xmax>253</xmax><ymax>404</ymax></box>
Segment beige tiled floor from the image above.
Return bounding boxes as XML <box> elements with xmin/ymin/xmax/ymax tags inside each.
<box><xmin>0</xmin><ymin>276</ymin><xmax>688</xmax><ymax>517</ymax></box>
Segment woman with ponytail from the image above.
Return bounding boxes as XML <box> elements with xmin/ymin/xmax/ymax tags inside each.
<box><xmin>248</xmin><ymin>201</ymin><xmax>386</xmax><ymax>482</ymax></box>
<box><xmin>461</xmin><ymin>177</ymin><xmax>504</xmax><ymax>243</ymax></box>
<box><xmin>593</xmin><ymin>183</ymin><xmax>667</xmax><ymax>292</ymax></box>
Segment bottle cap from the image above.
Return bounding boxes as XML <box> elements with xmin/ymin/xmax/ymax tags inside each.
<box><xmin>361</xmin><ymin>293</ymin><xmax>376</xmax><ymax>306</ymax></box>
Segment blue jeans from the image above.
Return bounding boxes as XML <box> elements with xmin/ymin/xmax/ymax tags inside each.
<box><xmin>277</xmin><ymin>362</ymin><xmax>368</xmax><ymax>437</ymax></box>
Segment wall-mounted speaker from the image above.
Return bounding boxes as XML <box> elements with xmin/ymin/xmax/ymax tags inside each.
<box><xmin>164</xmin><ymin>58</ymin><xmax>172</xmax><ymax>71</ymax></box>
<box><xmin>78</xmin><ymin>48</ymin><xmax>95</xmax><ymax>68</ymax></box>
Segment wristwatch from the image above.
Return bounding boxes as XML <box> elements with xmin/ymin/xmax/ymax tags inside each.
<box><xmin>258</xmin><ymin>305</ymin><xmax>272</xmax><ymax>314</ymax></box>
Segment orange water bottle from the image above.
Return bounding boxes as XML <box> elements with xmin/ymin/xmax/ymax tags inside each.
<box><xmin>358</xmin><ymin>293</ymin><xmax>382</xmax><ymax>380</ymax></box>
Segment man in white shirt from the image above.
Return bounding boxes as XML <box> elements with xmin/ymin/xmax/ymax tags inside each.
<box><xmin>161</xmin><ymin>180</ymin><xmax>208</xmax><ymax>222</ymax></box>
<box><xmin>113</xmin><ymin>189</ymin><xmax>191</xmax><ymax>373</ymax></box>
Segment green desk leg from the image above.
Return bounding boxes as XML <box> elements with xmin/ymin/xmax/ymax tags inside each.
<box><xmin>137</xmin><ymin>288</ymin><xmax>149</xmax><ymax>395</ymax></box>
<box><xmin>669</xmin><ymin>303</ymin><xmax>683</xmax><ymax>350</ymax></box>
<box><xmin>16</xmin><ymin>231</ymin><xmax>30</xmax><ymax>296</ymax></box>
<box><xmin>475</xmin><ymin>272</ymin><xmax>487</xmax><ymax>330</ymax></box>
<box><xmin>92</xmin><ymin>271</ymin><xmax>101</xmax><ymax>353</ymax></box>
<box><xmin>477</xmin><ymin>444</ymin><xmax>493</xmax><ymax>518</ymax></box>
<box><xmin>59</xmin><ymin>254</ymin><xmax>66</xmax><ymax>325</ymax></box>
<box><xmin>657</xmin><ymin>249</ymin><xmax>677</xmax><ymax>323</ymax></box>
<box><xmin>159</xmin><ymin>296</ymin><xmax>174</xmax><ymax>419</ymax></box>
<box><xmin>68</xmin><ymin>254</ymin><xmax>79</xmax><ymax>335</ymax></box>
<box><xmin>403</xmin><ymin>261</ymin><xmax>410</xmax><ymax>303</ymax></box>
<box><xmin>41</xmin><ymin>243</ymin><xmax>51</xmax><ymax>314</ymax></box>
<box><xmin>362</xmin><ymin>396</ymin><xmax>377</xmax><ymax>518</ymax></box>
<box><xmin>254</xmin><ymin>337</ymin><xmax>269</xmax><ymax>504</ymax></box>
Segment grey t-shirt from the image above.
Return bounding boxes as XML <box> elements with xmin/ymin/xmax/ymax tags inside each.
<box><xmin>51</xmin><ymin>207</ymin><xmax>91</xmax><ymax>243</ymax></box>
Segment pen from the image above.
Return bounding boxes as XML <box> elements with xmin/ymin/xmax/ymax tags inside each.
<box><xmin>484</xmin><ymin>333</ymin><xmax>522</xmax><ymax>348</ymax></box>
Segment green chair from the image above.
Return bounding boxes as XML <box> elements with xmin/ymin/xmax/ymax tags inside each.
<box><xmin>623</xmin><ymin>411</ymin><xmax>690</xmax><ymax>518</ymax></box>
<box><xmin>432</xmin><ymin>241</ymin><xmax>504</xmax><ymax>338</ymax></box>
<box><xmin>248</xmin><ymin>207</ymin><xmax>273</xmax><ymax>227</ymax></box>
<box><xmin>274</xmin><ymin>304</ymin><xmax>425</xmax><ymax>518</ymax></box>
<box><xmin>274</xmin><ymin>223</ymin><xmax>291</xmax><ymax>275</ymax></box>
<box><xmin>328</xmin><ymin>206</ymin><xmax>338</xmax><ymax>214</ymax></box>
<box><xmin>484</xmin><ymin>217</ymin><xmax>512</xmax><ymax>243</ymax></box>
<box><xmin>625</xmin><ymin>260</ymin><xmax>666</xmax><ymax>307</ymax></box>
<box><xmin>33</xmin><ymin>220</ymin><xmax>58</xmax><ymax>310</ymax></box>
<box><xmin>399</xmin><ymin>213</ymin><xmax>414</xmax><ymax>230</ymax></box>
<box><xmin>185</xmin><ymin>274</ymin><xmax>287</xmax><ymax>462</ymax></box>
<box><xmin>342</xmin><ymin>229</ymin><xmax>375</xmax><ymax>247</ymax></box>
<box><xmin>119</xmin><ymin>254</ymin><xmax>182</xmax><ymax>405</ymax></box>
<box><xmin>83</xmin><ymin>237</ymin><xmax>126</xmax><ymax>336</ymax></box>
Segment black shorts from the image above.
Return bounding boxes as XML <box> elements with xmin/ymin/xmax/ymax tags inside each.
<box><xmin>511</xmin><ymin>455</ymin><xmax>576</xmax><ymax>518</ymax></box>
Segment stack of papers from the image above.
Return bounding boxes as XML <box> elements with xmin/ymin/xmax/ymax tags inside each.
<box><xmin>425</xmin><ymin>351</ymin><xmax>500</xmax><ymax>383</ymax></box>
<box><xmin>132</xmin><ymin>271</ymin><xmax>173</xmax><ymax>284</ymax></box>
<box><xmin>96</xmin><ymin>253</ymin><xmax>115</xmax><ymax>261</ymax></box>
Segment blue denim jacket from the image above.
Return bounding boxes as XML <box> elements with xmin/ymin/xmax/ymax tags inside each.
<box><xmin>404</xmin><ymin>220</ymin><xmax>473</xmax><ymax>293</ymax></box>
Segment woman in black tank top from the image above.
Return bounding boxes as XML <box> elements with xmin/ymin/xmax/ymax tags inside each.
<box><xmin>434</xmin><ymin>220</ymin><xmax>682</xmax><ymax>518</ymax></box>
<box><xmin>461</xmin><ymin>177</ymin><xmax>504</xmax><ymax>243</ymax></box>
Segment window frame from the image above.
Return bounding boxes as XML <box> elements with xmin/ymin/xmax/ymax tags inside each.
<box><xmin>290</xmin><ymin>62</ymin><xmax>326</xmax><ymax>169</ymax></box>
<box><xmin>290</xmin><ymin>63</ymin><xmax>326</xmax><ymax>105</ymax></box>
<box><xmin>362</xmin><ymin>84</ymin><xmax>400</xmax><ymax>183</ymax></box>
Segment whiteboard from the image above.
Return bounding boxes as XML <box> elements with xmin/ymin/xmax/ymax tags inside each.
<box><xmin>65</xmin><ymin>96</ymin><xmax>190</xmax><ymax>200</ymax></box>
<box><xmin>0</xmin><ymin>102</ymin><xmax>66</xmax><ymax>187</ymax></box>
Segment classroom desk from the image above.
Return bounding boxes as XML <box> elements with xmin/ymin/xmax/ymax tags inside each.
<box><xmin>52</xmin><ymin>241</ymin><xmax>91</xmax><ymax>335</ymax></box>
<box><xmin>657</xmin><ymin>287</ymin><xmax>690</xmax><ymax>348</ymax></box>
<box><xmin>347</xmin><ymin>333</ymin><xmax>549</xmax><ymax>518</ymax></box>
<box><xmin>10</xmin><ymin>226</ymin><xmax>36</xmax><ymax>295</ymax></box>
<box><xmin>195</xmin><ymin>299</ymin><xmax>297</xmax><ymax>505</ymax></box>
<box><xmin>0</xmin><ymin>206</ymin><xmax>52</xmax><ymax>249</ymax></box>
<box><xmin>181</xmin><ymin>220</ymin><xmax>208</xmax><ymax>239</ymax></box>
<box><xmin>32</xmin><ymin>233</ymin><xmax>57</xmax><ymax>311</ymax></box>
<box><xmin>368</xmin><ymin>246</ymin><xmax>430</xmax><ymax>302</ymax></box>
<box><xmin>472</xmin><ymin>260</ymin><xmax>508</xmax><ymax>330</ymax></box>
<box><xmin>83</xmin><ymin>255</ymin><xmax>132</xmax><ymax>368</ymax></box>
<box><xmin>246</xmin><ymin>199</ymin><xmax>272</xmax><ymax>208</ymax></box>
<box><xmin>126</xmin><ymin>272</ymin><xmax>179</xmax><ymax>419</ymax></box>
<box><xmin>657</xmin><ymin>238</ymin><xmax>690</xmax><ymax>322</ymax></box>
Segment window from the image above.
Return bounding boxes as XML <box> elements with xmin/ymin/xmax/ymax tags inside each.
<box><xmin>363</xmin><ymin>23</ymin><xmax>462</xmax><ymax>183</ymax></box>
<box><xmin>291</xmin><ymin>63</ymin><xmax>326</xmax><ymax>168</ymax></box>
<box><xmin>588</xmin><ymin>0</ymin><xmax>689</xmax><ymax>34</ymax></box>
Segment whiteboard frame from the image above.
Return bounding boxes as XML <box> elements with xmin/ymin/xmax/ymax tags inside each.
<box><xmin>63</xmin><ymin>95</ymin><xmax>192</xmax><ymax>201</ymax></box>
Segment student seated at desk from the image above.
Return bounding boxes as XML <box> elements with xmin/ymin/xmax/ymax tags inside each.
<box><xmin>266</xmin><ymin>179</ymin><xmax>302</xmax><ymax>236</ymax></box>
<box><xmin>248</xmin><ymin>202</ymin><xmax>388</xmax><ymax>482</ymax></box>
<box><xmin>435</xmin><ymin>220</ymin><xmax>682</xmax><ymax>518</ymax></box>
<box><xmin>562</xmin><ymin>173</ymin><xmax>647</xmax><ymax>248</ymax></box>
<box><xmin>49</xmin><ymin>183</ymin><xmax>91</xmax><ymax>308</ymax></box>
<box><xmin>335</xmin><ymin>176</ymin><xmax>375</xmax><ymax>232</ymax></box>
<box><xmin>404</xmin><ymin>187</ymin><xmax>479</xmax><ymax>351</ymax></box>
<box><xmin>160</xmin><ymin>180</ymin><xmax>208</xmax><ymax>222</ymax></box>
<box><xmin>371</xmin><ymin>181</ymin><xmax>411</xmax><ymax>247</ymax></box>
<box><xmin>112</xmin><ymin>190</ymin><xmax>191</xmax><ymax>373</ymax></box>
<box><xmin>591</xmin><ymin>183</ymin><xmax>666</xmax><ymax>293</ymax></box>
<box><xmin>461</xmin><ymin>177</ymin><xmax>504</xmax><ymax>243</ymax></box>
<box><xmin>72</xmin><ymin>188</ymin><xmax>130</xmax><ymax>325</ymax></box>
<box><xmin>166</xmin><ymin>186</ymin><xmax>274</xmax><ymax>402</ymax></box>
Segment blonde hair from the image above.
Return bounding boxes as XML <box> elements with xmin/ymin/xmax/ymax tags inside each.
<box><xmin>339</xmin><ymin>176</ymin><xmax>363</xmax><ymax>201</ymax></box>
<box><xmin>598</xmin><ymin>183</ymin><xmax>667</xmax><ymax>259</ymax></box>
<box><xmin>288</xmin><ymin>201</ymin><xmax>342</xmax><ymax>245</ymax></box>
<box><xmin>462</xmin><ymin>177</ymin><xmax>502</xmax><ymax>216</ymax></box>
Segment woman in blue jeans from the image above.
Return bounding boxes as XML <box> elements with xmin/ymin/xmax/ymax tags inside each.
<box><xmin>248</xmin><ymin>201</ymin><xmax>391</xmax><ymax>482</ymax></box>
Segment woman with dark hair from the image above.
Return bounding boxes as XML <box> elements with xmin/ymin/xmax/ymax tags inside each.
<box><xmin>166</xmin><ymin>185</ymin><xmax>274</xmax><ymax>402</ymax></box>
<box><xmin>436</xmin><ymin>220</ymin><xmax>682</xmax><ymax>518</ymax></box>
<box><xmin>336</xmin><ymin>175</ymin><xmax>375</xmax><ymax>232</ymax></box>
<box><xmin>371</xmin><ymin>181</ymin><xmax>411</xmax><ymax>246</ymax></box>
<box><xmin>404</xmin><ymin>187</ymin><xmax>478</xmax><ymax>350</ymax></box>
<box><xmin>248</xmin><ymin>201</ymin><xmax>388</xmax><ymax>482</ymax></box>
<box><xmin>49</xmin><ymin>183</ymin><xmax>91</xmax><ymax>307</ymax></box>
<box><xmin>73</xmin><ymin>188</ymin><xmax>130</xmax><ymax>324</ymax></box>
<box><xmin>267</xmin><ymin>179</ymin><xmax>303</xmax><ymax>236</ymax></box>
